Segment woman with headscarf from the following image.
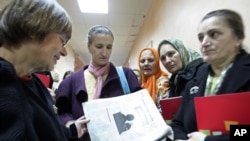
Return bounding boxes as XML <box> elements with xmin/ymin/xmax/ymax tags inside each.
<box><xmin>138</xmin><ymin>48</ymin><xmax>170</xmax><ymax>107</ymax></box>
<box><xmin>171</xmin><ymin>9</ymin><xmax>250</xmax><ymax>141</ymax></box>
<box><xmin>158</xmin><ymin>38</ymin><xmax>203</xmax><ymax>97</ymax></box>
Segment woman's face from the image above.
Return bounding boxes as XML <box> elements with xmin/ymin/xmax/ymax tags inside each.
<box><xmin>33</xmin><ymin>33</ymin><xmax>67</xmax><ymax>71</ymax></box>
<box><xmin>139</xmin><ymin>50</ymin><xmax>156</xmax><ymax>76</ymax></box>
<box><xmin>159</xmin><ymin>44</ymin><xmax>182</xmax><ymax>74</ymax></box>
<box><xmin>198</xmin><ymin>16</ymin><xmax>242</xmax><ymax>66</ymax></box>
<box><xmin>88</xmin><ymin>33</ymin><xmax>113</xmax><ymax>66</ymax></box>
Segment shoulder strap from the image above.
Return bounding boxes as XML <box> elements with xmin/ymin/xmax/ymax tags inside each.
<box><xmin>116</xmin><ymin>66</ymin><xmax>130</xmax><ymax>94</ymax></box>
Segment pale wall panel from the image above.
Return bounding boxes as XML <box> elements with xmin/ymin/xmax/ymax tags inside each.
<box><xmin>127</xmin><ymin>0</ymin><xmax>250</xmax><ymax>70</ymax></box>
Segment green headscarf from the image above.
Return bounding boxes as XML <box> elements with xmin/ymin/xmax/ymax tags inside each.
<box><xmin>158</xmin><ymin>38</ymin><xmax>202</xmax><ymax>71</ymax></box>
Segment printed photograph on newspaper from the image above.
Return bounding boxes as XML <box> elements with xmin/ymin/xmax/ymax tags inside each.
<box><xmin>82</xmin><ymin>89</ymin><xmax>173</xmax><ymax>141</ymax></box>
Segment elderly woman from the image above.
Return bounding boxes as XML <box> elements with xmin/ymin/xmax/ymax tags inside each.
<box><xmin>158</xmin><ymin>38</ymin><xmax>203</xmax><ymax>98</ymax></box>
<box><xmin>138</xmin><ymin>48</ymin><xmax>170</xmax><ymax>109</ymax></box>
<box><xmin>171</xmin><ymin>9</ymin><xmax>250</xmax><ymax>141</ymax></box>
<box><xmin>0</xmin><ymin>0</ymin><xmax>88</xmax><ymax>140</ymax></box>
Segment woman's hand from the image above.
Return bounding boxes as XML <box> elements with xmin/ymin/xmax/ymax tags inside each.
<box><xmin>74</xmin><ymin>116</ymin><xmax>90</xmax><ymax>138</ymax></box>
<box><xmin>187</xmin><ymin>131</ymin><xmax>206</xmax><ymax>141</ymax></box>
<box><xmin>65</xmin><ymin>120</ymin><xmax>76</xmax><ymax>128</ymax></box>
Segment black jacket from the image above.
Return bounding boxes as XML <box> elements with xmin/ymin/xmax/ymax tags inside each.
<box><xmin>0</xmin><ymin>58</ymin><xmax>78</xmax><ymax>141</ymax></box>
<box><xmin>168</xmin><ymin>58</ymin><xmax>204</xmax><ymax>97</ymax></box>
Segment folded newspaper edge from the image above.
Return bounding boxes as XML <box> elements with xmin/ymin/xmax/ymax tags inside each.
<box><xmin>82</xmin><ymin>89</ymin><xmax>174</xmax><ymax>141</ymax></box>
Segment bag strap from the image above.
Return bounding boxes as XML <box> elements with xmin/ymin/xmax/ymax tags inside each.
<box><xmin>116</xmin><ymin>66</ymin><xmax>130</xmax><ymax>94</ymax></box>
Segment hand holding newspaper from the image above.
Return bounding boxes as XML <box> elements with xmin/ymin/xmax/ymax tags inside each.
<box><xmin>82</xmin><ymin>89</ymin><xmax>173</xmax><ymax>141</ymax></box>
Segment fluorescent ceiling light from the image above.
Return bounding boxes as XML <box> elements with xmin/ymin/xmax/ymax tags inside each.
<box><xmin>77</xmin><ymin>0</ymin><xmax>108</xmax><ymax>14</ymax></box>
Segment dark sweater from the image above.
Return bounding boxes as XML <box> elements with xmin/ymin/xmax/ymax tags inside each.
<box><xmin>0</xmin><ymin>58</ymin><xmax>78</xmax><ymax>141</ymax></box>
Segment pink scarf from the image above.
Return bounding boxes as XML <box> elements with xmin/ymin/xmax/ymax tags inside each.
<box><xmin>88</xmin><ymin>60</ymin><xmax>110</xmax><ymax>99</ymax></box>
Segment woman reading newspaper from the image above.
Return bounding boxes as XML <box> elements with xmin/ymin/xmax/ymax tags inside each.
<box><xmin>55</xmin><ymin>25</ymin><xmax>142</xmax><ymax>141</ymax></box>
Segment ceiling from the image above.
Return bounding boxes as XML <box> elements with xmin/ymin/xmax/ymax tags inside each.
<box><xmin>0</xmin><ymin>0</ymin><xmax>152</xmax><ymax>66</ymax></box>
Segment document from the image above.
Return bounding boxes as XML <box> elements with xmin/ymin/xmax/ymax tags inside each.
<box><xmin>82</xmin><ymin>89</ymin><xmax>173</xmax><ymax>141</ymax></box>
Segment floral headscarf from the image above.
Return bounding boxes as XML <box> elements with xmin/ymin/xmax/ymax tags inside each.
<box><xmin>138</xmin><ymin>48</ymin><xmax>169</xmax><ymax>103</ymax></box>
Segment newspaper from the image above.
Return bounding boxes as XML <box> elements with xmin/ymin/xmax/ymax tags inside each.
<box><xmin>82</xmin><ymin>89</ymin><xmax>173</xmax><ymax>141</ymax></box>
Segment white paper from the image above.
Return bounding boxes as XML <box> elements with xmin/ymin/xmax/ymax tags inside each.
<box><xmin>83</xmin><ymin>89</ymin><xmax>173</xmax><ymax>141</ymax></box>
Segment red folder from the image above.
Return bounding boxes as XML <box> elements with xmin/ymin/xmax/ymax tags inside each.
<box><xmin>160</xmin><ymin>96</ymin><xmax>182</xmax><ymax>123</ymax></box>
<box><xmin>194</xmin><ymin>92</ymin><xmax>250</xmax><ymax>135</ymax></box>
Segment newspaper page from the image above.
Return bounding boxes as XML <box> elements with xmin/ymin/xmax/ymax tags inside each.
<box><xmin>82</xmin><ymin>89</ymin><xmax>173</xmax><ymax>141</ymax></box>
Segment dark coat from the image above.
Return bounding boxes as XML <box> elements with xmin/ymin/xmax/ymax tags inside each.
<box><xmin>55</xmin><ymin>63</ymin><xmax>142</xmax><ymax>125</ymax></box>
<box><xmin>0</xmin><ymin>58</ymin><xmax>77</xmax><ymax>141</ymax></box>
<box><xmin>168</xmin><ymin>58</ymin><xmax>204</xmax><ymax>97</ymax></box>
<box><xmin>171</xmin><ymin>50</ymin><xmax>250</xmax><ymax>141</ymax></box>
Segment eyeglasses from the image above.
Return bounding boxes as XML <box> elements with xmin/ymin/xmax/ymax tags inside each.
<box><xmin>59</xmin><ymin>35</ymin><xmax>68</xmax><ymax>47</ymax></box>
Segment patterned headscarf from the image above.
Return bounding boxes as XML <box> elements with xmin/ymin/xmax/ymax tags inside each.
<box><xmin>158</xmin><ymin>38</ymin><xmax>202</xmax><ymax>72</ymax></box>
<box><xmin>138</xmin><ymin>48</ymin><xmax>169</xmax><ymax>103</ymax></box>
